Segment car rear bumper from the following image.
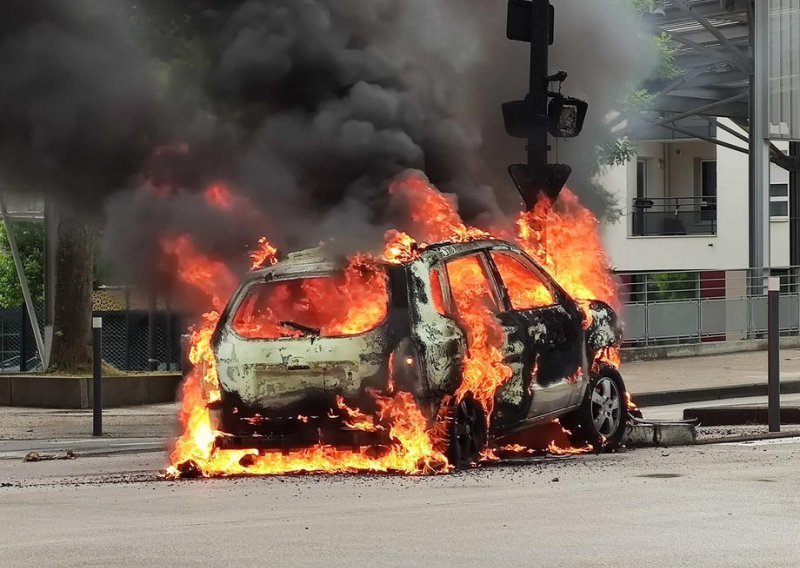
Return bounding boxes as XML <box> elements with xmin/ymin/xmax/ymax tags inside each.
<box><xmin>213</xmin><ymin>415</ymin><xmax>392</xmax><ymax>451</ymax></box>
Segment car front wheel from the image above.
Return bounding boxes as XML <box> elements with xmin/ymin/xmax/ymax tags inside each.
<box><xmin>562</xmin><ymin>366</ymin><xmax>627</xmax><ymax>451</ymax></box>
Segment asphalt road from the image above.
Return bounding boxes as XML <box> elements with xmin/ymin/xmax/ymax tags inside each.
<box><xmin>1</xmin><ymin>439</ymin><xmax>799</xmax><ymax>568</ymax></box>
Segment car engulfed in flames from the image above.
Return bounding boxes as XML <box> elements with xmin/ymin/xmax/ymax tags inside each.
<box><xmin>165</xmin><ymin>172</ymin><xmax>633</xmax><ymax>478</ymax></box>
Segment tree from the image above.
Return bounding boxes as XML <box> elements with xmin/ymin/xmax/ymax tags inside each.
<box><xmin>599</xmin><ymin>3</ymin><xmax>681</xmax><ymax>167</ymax></box>
<box><xmin>48</xmin><ymin>213</ymin><xmax>94</xmax><ymax>372</ymax></box>
<box><xmin>0</xmin><ymin>221</ymin><xmax>44</xmax><ymax>309</ymax></box>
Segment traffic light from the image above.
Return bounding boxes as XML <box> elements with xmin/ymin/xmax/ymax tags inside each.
<box><xmin>506</xmin><ymin>0</ymin><xmax>554</xmax><ymax>44</ymax></box>
<box><xmin>503</xmin><ymin>0</ymin><xmax>589</xmax><ymax>208</ymax></box>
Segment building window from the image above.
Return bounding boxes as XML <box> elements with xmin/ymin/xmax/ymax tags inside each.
<box><xmin>700</xmin><ymin>160</ymin><xmax>717</xmax><ymax>202</ymax></box>
<box><xmin>770</xmin><ymin>183</ymin><xmax>789</xmax><ymax>219</ymax></box>
<box><xmin>636</xmin><ymin>159</ymin><xmax>647</xmax><ymax>200</ymax></box>
<box><xmin>700</xmin><ymin>160</ymin><xmax>717</xmax><ymax>222</ymax></box>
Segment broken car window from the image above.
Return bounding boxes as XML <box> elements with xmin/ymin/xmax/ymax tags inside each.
<box><xmin>445</xmin><ymin>254</ymin><xmax>501</xmax><ymax>317</ymax></box>
<box><xmin>231</xmin><ymin>268</ymin><xmax>388</xmax><ymax>339</ymax></box>
<box><xmin>490</xmin><ymin>252</ymin><xmax>555</xmax><ymax>310</ymax></box>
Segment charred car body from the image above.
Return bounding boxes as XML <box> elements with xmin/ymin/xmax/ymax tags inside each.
<box><xmin>208</xmin><ymin>239</ymin><xmax>627</xmax><ymax>467</ymax></box>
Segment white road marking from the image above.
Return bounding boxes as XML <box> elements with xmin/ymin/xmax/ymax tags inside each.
<box><xmin>718</xmin><ymin>436</ymin><xmax>800</xmax><ymax>446</ymax></box>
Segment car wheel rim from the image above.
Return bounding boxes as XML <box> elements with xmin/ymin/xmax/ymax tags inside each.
<box><xmin>590</xmin><ymin>377</ymin><xmax>621</xmax><ymax>437</ymax></box>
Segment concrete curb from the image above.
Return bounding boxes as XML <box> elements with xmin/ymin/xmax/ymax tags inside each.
<box><xmin>683</xmin><ymin>405</ymin><xmax>800</xmax><ymax>426</ymax></box>
<box><xmin>622</xmin><ymin>336</ymin><xmax>800</xmax><ymax>363</ymax></box>
<box><xmin>634</xmin><ymin>379</ymin><xmax>800</xmax><ymax>408</ymax></box>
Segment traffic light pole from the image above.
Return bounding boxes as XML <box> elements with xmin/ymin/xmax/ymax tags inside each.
<box><xmin>528</xmin><ymin>0</ymin><xmax>550</xmax><ymax>168</ymax></box>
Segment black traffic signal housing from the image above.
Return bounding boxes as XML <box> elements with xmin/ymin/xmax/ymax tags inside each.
<box><xmin>506</xmin><ymin>0</ymin><xmax>554</xmax><ymax>44</ymax></box>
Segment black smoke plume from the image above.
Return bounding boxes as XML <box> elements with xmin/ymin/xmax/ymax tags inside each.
<box><xmin>0</xmin><ymin>0</ymin><xmax>655</xmax><ymax>293</ymax></box>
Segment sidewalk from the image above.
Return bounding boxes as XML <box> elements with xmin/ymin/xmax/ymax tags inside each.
<box><xmin>2</xmin><ymin>348</ymin><xmax>800</xmax><ymax>441</ymax></box>
<box><xmin>0</xmin><ymin>403</ymin><xmax>179</xmax><ymax>441</ymax></box>
<box><xmin>623</xmin><ymin>347</ymin><xmax>800</xmax><ymax>406</ymax></box>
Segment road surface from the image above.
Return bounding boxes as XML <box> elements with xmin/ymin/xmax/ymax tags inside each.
<box><xmin>1</xmin><ymin>439</ymin><xmax>798</xmax><ymax>568</ymax></box>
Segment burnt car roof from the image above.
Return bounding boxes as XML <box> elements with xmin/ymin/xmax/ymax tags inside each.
<box><xmin>247</xmin><ymin>238</ymin><xmax>536</xmax><ymax>282</ymax></box>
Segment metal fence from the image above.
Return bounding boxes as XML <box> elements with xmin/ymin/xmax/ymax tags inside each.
<box><xmin>0</xmin><ymin>306</ymin><xmax>185</xmax><ymax>373</ymax></box>
<box><xmin>631</xmin><ymin>196</ymin><xmax>717</xmax><ymax>237</ymax></box>
<box><xmin>618</xmin><ymin>266</ymin><xmax>800</xmax><ymax>346</ymax></box>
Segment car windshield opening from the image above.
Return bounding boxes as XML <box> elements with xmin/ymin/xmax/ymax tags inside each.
<box><xmin>231</xmin><ymin>269</ymin><xmax>389</xmax><ymax>339</ymax></box>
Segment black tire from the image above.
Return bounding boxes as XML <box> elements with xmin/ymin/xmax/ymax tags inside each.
<box><xmin>446</xmin><ymin>396</ymin><xmax>487</xmax><ymax>469</ymax></box>
<box><xmin>562</xmin><ymin>365</ymin><xmax>627</xmax><ymax>451</ymax></box>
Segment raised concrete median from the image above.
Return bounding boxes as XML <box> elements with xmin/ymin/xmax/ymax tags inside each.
<box><xmin>0</xmin><ymin>373</ymin><xmax>182</xmax><ymax>409</ymax></box>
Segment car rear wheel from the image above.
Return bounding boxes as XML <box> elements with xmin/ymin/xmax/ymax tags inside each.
<box><xmin>447</xmin><ymin>396</ymin><xmax>487</xmax><ymax>470</ymax></box>
<box><xmin>562</xmin><ymin>366</ymin><xmax>627</xmax><ymax>451</ymax></box>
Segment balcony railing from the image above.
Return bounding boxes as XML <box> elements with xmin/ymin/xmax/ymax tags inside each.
<box><xmin>631</xmin><ymin>196</ymin><xmax>717</xmax><ymax>237</ymax></box>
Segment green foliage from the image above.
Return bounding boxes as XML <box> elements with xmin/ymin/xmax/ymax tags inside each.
<box><xmin>598</xmin><ymin>137</ymin><xmax>637</xmax><ymax>167</ymax></box>
<box><xmin>654</xmin><ymin>32</ymin><xmax>681</xmax><ymax>80</ymax></box>
<box><xmin>647</xmin><ymin>272</ymin><xmax>698</xmax><ymax>301</ymax></box>
<box><xmin>624</xmin><ymin>88</ymin><xmax>655</xmax><ymax>111</ymax></box>
<box><xmin>0</xmin><ymin>222</ymin><xmax>44</xmax><ymax>309</ymax></box>
<box><xmin>624</xmin><ymin>0</ymin><xmax>655</xmax><ymax>15</ymax></box>
<box><xmin>128</xmin><ymin>2</ymin><xmax>215</xmax><ymax>112</ymax></box>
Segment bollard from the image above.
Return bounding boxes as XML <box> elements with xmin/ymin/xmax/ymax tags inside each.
<box><xmin>147</xmin><ymin>292</ymin><xmax>158</xmax><ymax>371</ymax></box>
<box><xmin>768</xmin><ymin>277</ymin><xmax>780</xmax><ymax>433</ymax></box>
<box><xmin>93</xmin><ymin>317</ymin><xmax>103</xmax><ymax>437</ymax></box>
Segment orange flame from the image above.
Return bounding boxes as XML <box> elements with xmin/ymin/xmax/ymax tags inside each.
<box><xmin>167</xmin><ymin>171</ymin><xmax>622</xmax><ymax>477</ymax></box>
<box><xmin>249</xmin><ymin>236</ymin><xmax>279</xmax><ymax>270</ymax></box>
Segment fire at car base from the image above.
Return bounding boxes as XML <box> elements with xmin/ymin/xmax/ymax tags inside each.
<box><xmin>164</xmin><ymin>171</ymin><xmax>630</xmax><ymax>479</ymax></box>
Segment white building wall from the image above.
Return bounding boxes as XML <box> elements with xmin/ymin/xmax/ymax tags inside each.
<box><xmin>770</xmin><ymin>140</ymin><xmax>791</xmax><ymax>267</ymax></box>
<box><xmin>600</xmin><ymin>119</ymin><xmax>792</xmax><ymax>273</ymax></box>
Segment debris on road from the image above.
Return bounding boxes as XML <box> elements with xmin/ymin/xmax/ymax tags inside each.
<box><xmin>23</xmin><ymin>450</ymin><xmax>77</xmax><ymax>462</ymax></box>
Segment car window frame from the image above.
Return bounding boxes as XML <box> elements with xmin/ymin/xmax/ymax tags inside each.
<box><xmin>487</xmin><ymin>249</ymin><xmax>561</xmax><ymax>312</ymax></box>
<box><xmin>440</xmin><ymin>250</ymin><xmax>504</xmax><ymax>319</ymax></box>
<box><xmin>428</xmin><ymin>263</ymin><xmax>454</xmax><ymax>316</ymax></box>
<box><xmin>225</xmin><ymin>270</ymin><xmax>392</xmax><ymax>341</ymax></box>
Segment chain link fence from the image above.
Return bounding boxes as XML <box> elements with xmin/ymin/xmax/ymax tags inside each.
<box><xmin>0</xmin><ymin>304</ymin><xmax>186</xmax><ymax>373</ymax></box>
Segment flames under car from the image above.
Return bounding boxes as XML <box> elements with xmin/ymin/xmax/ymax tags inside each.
<box><xmin>207</xmin><ymin>239</ymin><xmax>628</xmax><ymax>467</ymax></box>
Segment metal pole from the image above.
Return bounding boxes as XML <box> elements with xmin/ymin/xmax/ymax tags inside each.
<box><xmin>123</xmin><ymin>288</ymin><xmax>131</xmax><ymax>371</ymax></box>
<box><xmin>43</xmin><ymin>198</ymin><xmax>56</xmax><ymax>370</ymax></box>
<box><xmin>19</xmin><ymin>304</ymin><xmax>27</xmax><ymax>372</ymax></box>
<box><xmin>147</xmin><ymin>289</ymin><xmax>158</xmax><ymax>372</ymax></box>
<box><xmin>164</xmin><ymin>295</ymin><xmax>172</xmax><ymax>372</ymax></box>
<box><xmin>767</xmin><ymin>277</ymin><xmax>780</xmax><ymax>433</ymax></box>
<box><xmin>527</xmin><ymin>0</ymin><xmax>550</xmax><ymax>168</ymax></box>
<box><xmin>751</xmin><ymin>0</ymin><xmax>771</xmax><ymax>280</ymax></box>
<box><xmin>790</xmin><ymin>142</ymin><xmax>800</xmax><ymax>266</ymax></box>
<box><xmin>92</xmin><ymin>317</ymin><xmax>103</xmax><ymax>437</ymax></box>
<box><xmin>0</xmin><ymin>192</ymin><xmax>46</xmax><ymax>368</ymax></box>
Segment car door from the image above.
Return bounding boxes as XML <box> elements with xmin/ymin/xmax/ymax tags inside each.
<box><xmin>441</xmin><ymin>251</ymin><xmax>529</xmax><ymax>427</ymax></box>
<box><xmin>488</xmin><ymin>250</ymin><xmax>584</xmax><ymax>421</ymax></box>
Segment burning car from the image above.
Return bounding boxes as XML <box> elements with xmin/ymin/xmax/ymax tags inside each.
<box><xmin>206</xmin><ymin>237</ymin><xmax>627</xmax><ymax>468</ymax></box>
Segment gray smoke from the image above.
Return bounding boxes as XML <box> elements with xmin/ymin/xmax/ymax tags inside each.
<box><xmin>0</xmin><ymin>0</ymin><xmax>162</xmax><ymax>212</ymax></box>
<box><xmin>0</xmin><ymin>0</ymin><xmax>656</xmax><ymax>292</ymax></box>
<box><xmin>443</xmin><ymin>0</ymin><xmax>658</xmax><ymax>216</ymax></box>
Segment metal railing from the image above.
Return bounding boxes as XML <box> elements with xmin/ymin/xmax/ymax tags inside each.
<box><xmin>631</xmin><ymin>196</ymin><xmax>717</xmax><ymax>237</ymax></box>
<box><xmin>617</xmin><ymin>266</ymin><xmax>800</xmax><ymax>347</ymax></box>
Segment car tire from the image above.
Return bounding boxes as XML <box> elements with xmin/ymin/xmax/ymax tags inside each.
<box><xmin>562</xmin><ymin>365</ymin><xmax>627</xmax><ymax>451</ymax></box>
<box><xmin>446</xmin><ymin>395</ymin><xmax>487</xmax><ymax>469</ymax></box>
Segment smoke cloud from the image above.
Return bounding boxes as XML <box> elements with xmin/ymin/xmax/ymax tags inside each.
<box><xmin>0</xmin><ymin>0</ymin><xmax>162</xmax><ymax>212</ymax></box>
<box><xmin>0</xmin><ymin>0</ymin><xmax>656</xmax><ymax>291</ymax></box>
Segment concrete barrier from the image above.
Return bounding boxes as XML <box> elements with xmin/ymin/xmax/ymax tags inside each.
<box><xmin>624</xmin><ymin>422</ymin><xmax>697</xmax><ymax>447</ymax></box>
